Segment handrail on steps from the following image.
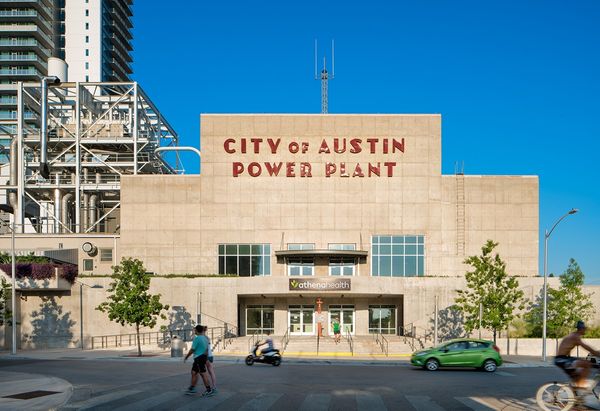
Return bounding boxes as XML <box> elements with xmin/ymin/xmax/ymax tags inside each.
<box><xmin>345</xmin><ymin>329</ymin><xmax>354</xmax><ymax>356</ymax></box>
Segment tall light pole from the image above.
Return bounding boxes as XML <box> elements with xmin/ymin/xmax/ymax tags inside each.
<box><xmin>10</xmin><ymin>220</ymin><xmax>16</xmax><ymax>355</ymax></box>
<box><xmin>542</xmin><ymin>208</ymin><xmax>578</xmax><ymax>361</ymax></box>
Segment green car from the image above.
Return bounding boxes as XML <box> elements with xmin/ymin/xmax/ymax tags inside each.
<box><xmin>410</xmin><ymin>338</ymin><xmax>502</xmax><ymax>372</ymax></box>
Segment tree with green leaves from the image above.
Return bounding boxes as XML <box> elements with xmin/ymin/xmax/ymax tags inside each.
<box><xmin>524</xmin><ymin>258</ymin><xmax>594</xmax><ymax>338</ymax></box>
<box><xmin>96</xmin><ymin>258</ymin><xmax>169</xmax><ymax>356</ymax></box>
<box><xmin>0</xmin><ymin>277</ymin><xmax>11</xmax><ymax>326</ymax></box>
<box><xmin>454</xmin><ymin>240</ymin><xmax>525</xmax><ymax>343</ymax></box>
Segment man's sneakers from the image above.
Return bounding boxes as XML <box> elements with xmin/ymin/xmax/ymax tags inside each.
<box><xmin>201</xmin><ymin>388</ymin><xmax>216</xmax><ymax>397</ymax></box>
<box><xmin>185</xmin><ymin>386</ymin><xmax>197</xmax><ymax>395</ymax></box>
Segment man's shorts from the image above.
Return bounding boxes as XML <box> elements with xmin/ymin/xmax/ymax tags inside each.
<box><xmin>192</xmin><ymin>354</ymin><xmax>208</xmax><ymax>373</ymax></box>
<box><xmin>554</xmin><ymin>355</ymin><xmax>577</xmax><ymax>376</ymax></box>
<box><xmin>208</xmin><ymin>356</ymin><xmax>214</xmax><ymax>363</ymax></box>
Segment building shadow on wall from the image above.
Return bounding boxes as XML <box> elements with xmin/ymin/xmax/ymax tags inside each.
<box><xmin>426</xmin><ymin>305</ymin><xmax>467</xmax><ymax>343</ymax></box>
<box><xmin>24</xmin><ymin>296</ymin><xmax>76</xmax><ymax>349</ymax></box>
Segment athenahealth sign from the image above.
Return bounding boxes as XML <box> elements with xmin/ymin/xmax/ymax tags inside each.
<box><xmin>289</xmin><ymin>278</ymin><xmax>351</xmax><ymax>291</ymax></box>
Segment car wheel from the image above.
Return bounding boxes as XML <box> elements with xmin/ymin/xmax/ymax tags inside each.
<box><xmin>482</xmin><ymin>359</ymin><xmax>497</xmax><ymax>372</ymax></box>
<box><xmin>245</xmin><ymin>355</ymin><xmax>254</xmax><ymax>366</ymax></box>
<box><xmin>425</xmin><ymin>358</ymin><xmax>439</xmax><ymax>371</ymax></box>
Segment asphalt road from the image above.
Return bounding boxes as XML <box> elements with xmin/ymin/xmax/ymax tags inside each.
<box><xmin>0</xmin><ymin>358</ymin><xmax>574</xmax><ymax>410</ymax></box>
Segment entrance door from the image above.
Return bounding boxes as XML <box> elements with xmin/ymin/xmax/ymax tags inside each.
<box><xmin>329</xmin><ymin>305</ymin><xmax>355</xmax><ymax>335</ymax></box>
<box><xmin>289</xmin><ymin>305</ymin><xmax>314</xmax><ymax>335</ymax></box>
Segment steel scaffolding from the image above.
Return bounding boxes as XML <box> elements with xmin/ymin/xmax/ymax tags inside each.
<box><xmin>0</xmin><ymin>81</ymin><xmax>179</xmax><ymax>234</ymax></box>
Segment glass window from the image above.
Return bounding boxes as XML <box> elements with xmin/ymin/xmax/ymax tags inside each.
<box><xmin>85</xmin><ymin>62</ymin><xmax>89</xmax><ymax>70</ymax></box>
<box><xmin>288</xmin><ymin>258</ymin><xmax>314</xmax><ymax>276</ymax></box>
<box><xmin>371</xmin><ymin>235</ymin><xmax>425</xmax><ymax>277</ymax></box>
<box><xmin>368</xmin><ymin>305</ymin><xmax>396</xmax><ymax>334</ymax></box>
<box><xmin>85</xmin><ymin>9</ymin><xmax>89</xmax><ymax>16</ymax></box>
<box><xmin>100</xmin><ymin>248</ymin><xmax>112</xmax><ymax>262</ymax></box>
<box><xmin>85</xmin><ymin>22</ymin><xmax>89</xmax><ymax>30</ymax></box>
<box><xmin>218</xmin><ymin>244</ymin><xmax>271</xmax><ymax>276</ymax></box>
<box><xmin>329</xmin><ymin>257</ymin><xmax>355</xmax><ymax>276</ymax></box>
<box><xmin>83</xmin><ymin>259</ymin><xmax>93</xmax><ymax>271</ymax></box>
<box><xmin>85</xmin><ymin>49</ymin><xmax>89</xmax><ymax>56</ymax></box>
<box><xmin>287</xmin><ymin>243</ymin><xmax>315</xmax><ymax>250</ymax></box>
<box><xmin>246</xmin><ymin>305</ymin><xmax>274</xmax><ymax>334</ymax></box>
<box><xmin>328</xmin><ymin>243</ymin><xmax>356</xmax><ymax>251</ymax></box>
<box><xmin>85</xmin><ymin>35</ymin><xmax>89</xmax><ymax>43</ymax></box>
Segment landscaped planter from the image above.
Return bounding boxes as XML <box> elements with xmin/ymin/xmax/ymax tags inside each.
<box><xmin>0</xmin><ymin>263</ymin><xmax>77</xmax><ymax>291</ymax></box>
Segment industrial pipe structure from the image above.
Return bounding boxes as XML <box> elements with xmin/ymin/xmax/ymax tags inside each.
<box><xmin>0</xmin><ymin>81</ymin><xmax>179</xmax><ymax>235</ymax></box>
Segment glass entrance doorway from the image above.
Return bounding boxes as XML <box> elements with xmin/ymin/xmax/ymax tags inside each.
<box><xmin>329</xmin><ymin>305</ymin><xmax>355</xmax><ymax>335</ymax></box>
<box><xmin>289</xmin><ymin>305</ymin><xmax>314</xmax><ymax>335</ymax></box>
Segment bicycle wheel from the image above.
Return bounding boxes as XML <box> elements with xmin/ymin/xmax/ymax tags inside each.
<box><xmin>536</xmin><ymin>382</ymin><xmax>576</xmax><ymax>411</ymax></box>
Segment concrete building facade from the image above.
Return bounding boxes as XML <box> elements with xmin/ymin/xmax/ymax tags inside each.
<box><xmin>116</xmin><ymin>114</ymin><xmax>539</xmax><ymax>337</ymax></box>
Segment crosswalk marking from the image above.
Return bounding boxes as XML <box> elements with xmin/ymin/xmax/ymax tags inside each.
<box><xmin>174</xmin><ymin>391</ymin><xmax>234</xmax><ymax>411</ymax></box>
<box><xmin>455</xmin><ymin>397</ymin><xmax>496</xmax><ymax>411</ymax></box>
<box><xmin>237</xmin><ymin>393</ymin><xmax>283</xmax><ymax>411</ymax></box>
<box><xmin>405</xmin><ymin>395</ymin><xmax>446</xmax><ymax>411</ymax></box>
<box><xmin>298</xmin><ymin>393</ymin><xmax>331</xmax><ymax>411</ymax></box>
<box><xmin>60</xmin><ymin>388</ymin><xmax>540</xmax><ymax>411</ymax></box>
<box><xmin>356</xmin><ymin>392</ymin><xmax>387</xmax><ymax>411</ymax></box>
<box><xmin>494</xmin><ymin>371</ymin><xmax>515</xmax><ymax>377</ymax></box>
<box><xmin>63</xmin><ymin>389</ymin><xmax>141</xmax><ymax>410</ymax></box>
<box><xmin>112</xmin><ymin>391</ymin><xmax>181</xmax><ymax>411</ymax></box>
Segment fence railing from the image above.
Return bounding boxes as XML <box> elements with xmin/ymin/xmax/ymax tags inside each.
<box><xmin>90</xmin><ymin>326</ymin><xmax>232</xmax><ymax>351</ymax></box>
<box><xmin>281</xmin><ymin>329</ymin><xmax>290</xmax><ymax>354</ymax></box>
<box><xmin>346</xmin><ymin>329</ymin><xmax>354</xmax><ymax>356</ymax></box>
<box><xmin>399</xmin><ymin>324</ymin><xmax>426</xmax><ymax>351</ymax></box>
<box><xmin>374</xmin><ymin>331</ymin><xmax>389</xmax><ymax>356</ymax></box>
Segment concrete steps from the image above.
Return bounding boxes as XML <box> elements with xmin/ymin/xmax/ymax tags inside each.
<box><xmin>217</xmin><ymin>335</ymin><xmax>416</xmax><ymax>357</ymax></box>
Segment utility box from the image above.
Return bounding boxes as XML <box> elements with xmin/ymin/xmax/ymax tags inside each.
<box><xmin>171</xmin><ymin>336</ymin><xmax>183</xmax><ymax>357</ymax></box>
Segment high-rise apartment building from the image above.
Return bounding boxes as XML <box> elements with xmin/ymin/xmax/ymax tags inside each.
<box><xmin>0</xmin><ymin>0</ymin><xmax>132</xmax><ymax>84</ymax></box>
<box><xmin>63</xmin><ymin>0</ymin><xmax>133</xmax><ymax>82</ymax></box>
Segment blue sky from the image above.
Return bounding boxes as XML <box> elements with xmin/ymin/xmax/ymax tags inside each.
<box><xmin>131</xmin><ymin>1</ymin><xmax>600</xmax><ymax>282</ymax></box>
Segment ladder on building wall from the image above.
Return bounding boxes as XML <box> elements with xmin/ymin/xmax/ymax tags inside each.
<box><xmin>455</xmin><ymin>163</ymin><xmax>466</xmax><ymax>256</ymax></box>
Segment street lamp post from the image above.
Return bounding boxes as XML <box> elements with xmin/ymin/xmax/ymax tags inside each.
<box><xmin>77</xmin><ymin>280</ymin><xmax>103</xmax><ymax>350</ymax></box>
<box><xmin>542</xmin><ymin>208</ymin><xmax>578</xmax><ymax>362</ymax></box>
<box><xmin>10</xmin><ymin>220</ymin><xmax>16</xmax><ymax>355</ymax></box>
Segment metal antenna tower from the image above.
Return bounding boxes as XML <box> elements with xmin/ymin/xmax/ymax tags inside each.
<box><xmin>314</xmin><ymin>39</ymin><xmax>335</xmax><ymax>114</ymax></box>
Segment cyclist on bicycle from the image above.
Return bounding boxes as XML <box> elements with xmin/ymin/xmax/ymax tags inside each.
<box><xmin>555</xmin><ymin>321</ymin><xmax>600</xmax><ymax>390</ymax></box>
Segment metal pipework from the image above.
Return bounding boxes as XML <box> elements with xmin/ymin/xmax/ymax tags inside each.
<box><xmin>88</xmin><ymin>194</ymin><xmax>97</xmax><ymax>232</ymax></box>
<box><xmin>8</xmin><ymin>137</ymin><xmax>18</xmax><ymax>211</ymax></box>
<box><xmin>40</xmin><ymin>76</ymin><xmax>61</xmax><ymax>179</ymax></box>
<box><xmin>54</xmin><ymin>173</ymin><xmax>61</xmax><ymax>233</ymax></box>
<box><xmin>61</xmin><ymin>192</ymin><xmax>73</xmax><ymax>233</ymax></box>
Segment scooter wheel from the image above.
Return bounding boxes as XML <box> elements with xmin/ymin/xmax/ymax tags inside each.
<box><xmin>245</xmin><ymin>356</ymin><xmax>254</xmax><ymax>366</ymax></box>
<box><xmin>272</xmin><ymin>356</ymin><xmax>281</xmax><ymax>366</ymax></box>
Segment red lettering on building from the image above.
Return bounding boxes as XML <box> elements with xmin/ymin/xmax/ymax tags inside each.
<box><xmin>301</xmin><ymin>142</ymin><xmax>309</xmax><ymax>153</ymax></box>
<box><xmin>267</xmin><ymin>138</ymin><xmax>281</xmax><ymax>154</ymax></box>
<box><xmin>319</xmin><ymin>140</ymin><xmax>331</xmax><ymax>154</ymax></box>
<box><xmin>265</xmin><ymin>162</ymin><xmax>283</xmax><ymax>176</ymax></box>
<box><xmin>248</xmin><ymin>162</ymin><xmax>261</xmax><ymax>177</ymax></box>
<box><xmin>325</xmin><ymin>162</ymin><xmax>336</xmax><ymax>177</ymax></box>
<box><xmin>393</xmin><ymin>138</ymin><xmax>405</xmax><ymax>153</ymax></box>
<box><xmin>366</xmin><ymin>138</ymin><xmax>378</xmax><ymax>154</ymax></box>
<box><xmin>233</xmin><ymin>162</ymin><xmax>244</xmax><ymax>177</ymax></box>
<box><xmin>300</xmin><ymin>162</ymin><xmax>312</xmax><ymax>177</ymax></box>
<box><xmin>224</xmin><ymin>139</ymin><xmax>236</xmax><ymax>154</ymax></box>
<box><xmin>353</xmin><ymin>164</ymin><xmax>365</xmax><ymax>177</ymax></box>
<box><xmin>289</xmin><ymin>141</ymin><xmax>299</xmax><ymax>154</ymax></box>
<box><xmin>368</xmin><ymin>163</ymin><xmax>380</xmax><ymax>177</ymax></box>
<box><xmin>349</xmin><ymin>138</ymin><xmax>362</xmax><ymax>154</ymax></box>
<box><xmin>334</xmin><ymin>138</ymin><xmax>346</xmax><ymax>154</ymax></box>
<box><xmin>251</xmin><ymin>138</ymin><xmax>263</xmax><ymax>154</ymax></box>
<box><xmin>286</xmin><ymin>162</ymin><xmax>296</xmax><ymax>177</ymax></box>
<box><xmin>384</xmin><ymin>162</ymin><xmax>396</xmax><ymax>177</ymax></box>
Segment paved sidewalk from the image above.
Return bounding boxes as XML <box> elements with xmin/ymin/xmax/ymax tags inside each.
<box><xmin>0</xmin><ymin>371</ymin><xmax>72</xmax><ymax>411</ymax></box>
<box><xmin>0</xmin><ymin>348</ymin><xmax>556</xmax><ymax>367</ymax></box>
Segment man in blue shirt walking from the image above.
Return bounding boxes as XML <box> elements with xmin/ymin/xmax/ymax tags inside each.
<box><xmin>184</xmin><ymin>325</ymin><xmax>214</xmax><ymax>396</ymax></box>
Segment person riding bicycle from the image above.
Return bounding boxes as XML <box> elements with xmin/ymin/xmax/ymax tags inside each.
<box><xmin>555</xmin><ymin>321</ymin><xmax>600</xmax><ymax>390</ymax></box>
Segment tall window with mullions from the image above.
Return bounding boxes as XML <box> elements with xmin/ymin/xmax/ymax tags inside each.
<box><xmin>371</xmin><ymin>235</ymin><xmax>425</xmax><ymax>277</ymax></box>
<box><xmin>218</xmin><ymin>244</ymin><xmax>271</xmax><ymax>276</ymax></box>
